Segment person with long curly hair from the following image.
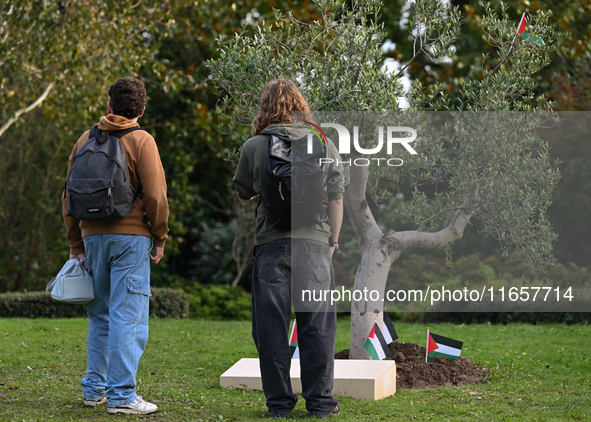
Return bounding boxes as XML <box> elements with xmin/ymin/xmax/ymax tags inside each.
<box><xmin>234</xmin><ymin>79</ymin><xmax>344</xmax><ymax>418</ymax></box>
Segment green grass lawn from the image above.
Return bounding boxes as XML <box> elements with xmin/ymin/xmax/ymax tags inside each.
<box><xmin>0</xmin><ymin>318</ymin><xmax>589</xmax><ymax>421</ymax></box>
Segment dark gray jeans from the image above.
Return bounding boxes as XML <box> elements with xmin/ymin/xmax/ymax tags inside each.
<box><xmin>251</xmin><ymin>238</ymin><xmax>338</xmax><ymax>418</ymax></box>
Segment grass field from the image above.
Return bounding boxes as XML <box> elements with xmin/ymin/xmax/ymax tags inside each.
<box><xmin>0</xmin><ymin>318</ymin><xmax>589</xmax><ymax>421</ymax></box>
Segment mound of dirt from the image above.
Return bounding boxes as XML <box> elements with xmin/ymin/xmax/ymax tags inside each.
<box><xmin>335</xmin><ymin>342</ymin><xmax>491</xmax><ymax>390</ymax></box>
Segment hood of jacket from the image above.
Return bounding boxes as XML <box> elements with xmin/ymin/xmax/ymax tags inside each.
<box><xmin>97</xmin><ymin>114</ymin><xmax>140</xmax><ymax>132</ymax></box>
<box><xmin>259</xmin><ymin>122</ymin><xmax>312</xmax><ymax>142</ymax></box>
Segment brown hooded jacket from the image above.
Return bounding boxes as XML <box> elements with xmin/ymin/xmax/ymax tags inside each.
<box><xmin>62</xmin><ymin>114</ymin><xmax>169</xmax><ymax>255</ymax></box>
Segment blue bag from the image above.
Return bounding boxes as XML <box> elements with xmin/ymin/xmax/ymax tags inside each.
<box><xmin>46</xmin><ymin>257</ymin><xmax>95</xmax><ymax>304</ymax></box>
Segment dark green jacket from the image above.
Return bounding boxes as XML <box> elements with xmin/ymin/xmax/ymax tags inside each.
<box><xmin>233</xmin><ymin>123</ymin><xmax>344</xmax><ymax>245</ymax></box>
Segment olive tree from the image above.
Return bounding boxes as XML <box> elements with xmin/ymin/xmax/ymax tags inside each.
<box><xmin>208</xmin><ymin>0</ymin><xmax>560</xmax><ymax>357</ymax></box>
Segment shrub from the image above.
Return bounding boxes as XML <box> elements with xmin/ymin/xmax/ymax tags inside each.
<box><xmin>0</xmin><ymin>288</ymin><xmax>189</xmax><ymax>319</ymax></box>
<box><xmin>184</xmin><ymin>282</ymin><xmax>251</xmax><ymax>320</ymax></box>
<box><xmin>148</xmin><ymin>288</ymin><xmax>190</xmax><ymax>319</ymax></box>
<box><xmin>0</xmin><ymin>291</ymin><xmax>87</xmax><ymax>318</ymax></box>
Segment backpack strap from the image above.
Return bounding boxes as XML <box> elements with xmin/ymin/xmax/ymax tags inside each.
<box><xmin>64</xmin><ymin>126</ymin><xmax>102</xmax><ymax>199</ymax></box>
<box><xmin>109</xmin><ymin>127</ymin><xmax>147</xmax><ymax>202</ymax></box>
<box><xmin>103</xmin><ymin>126</ymin><xmax>148</xmax><ymax>203</ymax></box>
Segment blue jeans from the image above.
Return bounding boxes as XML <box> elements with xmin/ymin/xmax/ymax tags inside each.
<box><xmin>81</xmin><ymin>234</ymin><xmax>152</xmax><ymax>406</ymax></box>
<box><xmin>251</xmin><ymin>239</ymin><xmax>338</xmax><ymax>418</ymax></box>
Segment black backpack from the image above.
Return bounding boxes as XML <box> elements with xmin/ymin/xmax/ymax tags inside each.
<box><xmin>263</xmin><ymin>130</ymin><xmax>329</xmax><ymax>230</ymax></box>
<box><xmin>65</xmin><ymin>126</ymin><xmax>145</xmax><ymax>221</ymax></box>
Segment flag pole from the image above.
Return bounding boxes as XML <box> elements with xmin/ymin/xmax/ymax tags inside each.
<box><xmin>491</xmin><ymin>13</ymin><xmax>525</xmax><ymax>72</ymax></box>
<box><xmin>425</xmin><ymin>327</ymin><xmax>430</xmax><ymax>363</ymax></box>
<box><xmin>374</xmin><ymin>315</ymin><xmax>379</xmax><ymax>340</ymax></box>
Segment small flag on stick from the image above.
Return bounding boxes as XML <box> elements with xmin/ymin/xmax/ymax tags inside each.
<box><xmin>516</xmin><ymin>13</ymin><xmax>545</xmax><ymax>46</ymax></box>
<box><xmin>364</xmin><ymin>320</ymin><xmax>392</xmax><ymax>360</ymax></box>
<box><xmin>289</xmin><ymin>320</ymin><xmax>299</xmax><ymax>359</ymax></box>
<box><xmin>426</xmin><ymin>329</ymin><xmax>463</xmax><ymax>361</ymax></box>
<box><xmin>492</xmin><ymin>12</ymin><xmax>545</xmax><ymax>72</ymax></box>
<box><xmin>382</xmin><ymin>309</ymin><xmax>398</xmax><ymax>345</ymax></box>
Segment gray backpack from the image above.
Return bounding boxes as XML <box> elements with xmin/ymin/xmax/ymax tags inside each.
<box><xmin>65</xmin><ymin>126</ymin><xmax>145</xmax><ymax>221</ymax></box>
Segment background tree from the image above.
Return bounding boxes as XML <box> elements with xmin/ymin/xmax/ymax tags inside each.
<box><xmin>0</xmin><ymin>0</ymin><xmax>319</xmax><ymax>292</ymax></box>
<box><xmin>138</xmin><ymin>1</ymin><xmax>321</xmax><ymax>288</ymax></box>
<box><xmin>209</xmin><ymin>0</ymin><xmax>560</xmax><ymax>357</ymax></box>
<box><xmin>0</xmin><ymin>1</ymin><xmax>172</xmax><ymax>292</ymax></box>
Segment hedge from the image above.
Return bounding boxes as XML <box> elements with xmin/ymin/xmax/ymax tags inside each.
<box><xmin>4</xmin><ymin>285</ymin><xmax>586</xmax><ymax>325</ymax></box>
<box><xmin>0</xmin><ymin>287</ymin><xmax>189</xmax><ymax>319</ymax></box>
<box><xmin>420</xmin><ymin>311</ymin><xmax>591</xmax><ymax>325</ymax></box>
<box><xmin>184</xmin><ymin>282</ymin><xmax>251</xmax><ymax>320</ymax></box>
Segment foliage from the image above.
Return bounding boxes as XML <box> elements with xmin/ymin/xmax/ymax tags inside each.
<box><xmin>140</xmin><ymin>1</ymin><xmax>319</xmax><ymax>287</ymax></box>
<box><xmin>380</xmin><ymin>0</ymin><xmax>591</xmax><ymax>266</ymax></box>
<box><xmin>380</xmin><ymin>0</ymin><xmax>580</xmax><ymax>108</ymax></box>
<box><xmin>208</xmin><ymin>0</ymin><xmax>560</xmax><ymax>268</ymax></box>
<box><xmin>0</xmin><ymin>0</ymin><xmax>275</xmax><ymax>292</ymax></box>
<box><xmin>149</xmin><ymin>288</ymin><xmax>190</xmax><ymax>319</ymax></box>
<box><xmin>184</xmin><ymin>282</ymin><xmax>252</xmax><ymax>320</ymax></box>
<box><xmin>386</xmin><ymin>253</ymin><xmax>591</xmax><ymax>294</ymax></box>
<box><xmin>333</xmin><ymin>253</ymin><xmax>591</xmax><ymax>315</ymax></box>
<box><xmin>137</xmin><ymin>0</ymin><xmax>254</xmax><ymax>282</ymax></box>
<box><xmin>0</xmin><ymin>1</ymin><xmax>171</xmax><ymax>292</ymax></box>
<box><xmin>188</xmin><ymin>221</ymin><xmax>243</xmax><ymax>286</ymax></box>
<box><xmin>1</xmin><ymin>318</ymin><xmax>591</xmax><ymax>420</ymax></box>
<box><xmin>0</xmin><ymin>291</ymin><xmax>87</xmax><ymax>319</ymax></box>
<box><xmin>546</xmin><ymin>112</ymin><xmax>591</xmax><ymax>266</ymax></box>
<box><xmin>210</xmin><ymin>0</ymin><xmax>409</xmax><ymax>143</ymax></box>
<box><xmin>2</xmin><ymin>0</ymin><xmax>587</xmax><ymax>300</ymax></box>
<box><xmin>0</xmin><ymin>288</ymin><xmax>189</xmax><ymax>319</ymax></box>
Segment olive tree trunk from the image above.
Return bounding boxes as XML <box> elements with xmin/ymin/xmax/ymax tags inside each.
<box><xmin>345</xmin><ymin>163</ymin><xmax>474</xmax><ymax>358</ymax></box>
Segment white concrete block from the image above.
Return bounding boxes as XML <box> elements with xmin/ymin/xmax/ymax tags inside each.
<box><xmin>220</xmin><ymin>358</ymin><xmax>396</xmax><ymax>401</ymax></box>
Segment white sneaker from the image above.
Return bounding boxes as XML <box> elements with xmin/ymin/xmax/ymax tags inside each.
<box><xmin>84</xmin><ymin>397</ymin><xmax>107</xmax><ymax>407</ymax></box>
<box><xmin>107</xmin><ymin>396</ymin><xmax>158</xmax><ymax>414</ymax></box>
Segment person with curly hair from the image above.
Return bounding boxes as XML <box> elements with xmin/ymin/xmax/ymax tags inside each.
<box><xmin>62</xmin><ymin>77</ymin><xmax>168</xmax><ymax>415</ymax></box>
<box><xmin>234</xmin><ymin>79</ymin><xmax>344</xmax><ymax>418</ymax></box>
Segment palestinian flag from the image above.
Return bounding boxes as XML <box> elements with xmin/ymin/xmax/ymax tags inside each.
<box><xmin>426</xmin><ymin>330</ymin><xmax>463</xmax><ymax>360</ymax></box>
<box><xmin>289</xmin><ymin>320</ymin><xmax>299</xmax><ymax>359</ymax></box>
<box><xmin>382</xmin><ymin>310</ymin><xmax>398</xmax><ymax>345</ymax></box>
<box><xmin>364</xmin><ymin>322</ymin><xmax>392</xmax><ymax>360</ymax></box>
<box><xmin>517</xmin><ymin>13</ymin><xmax>545</xmax><ymax>46</ymax></box>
